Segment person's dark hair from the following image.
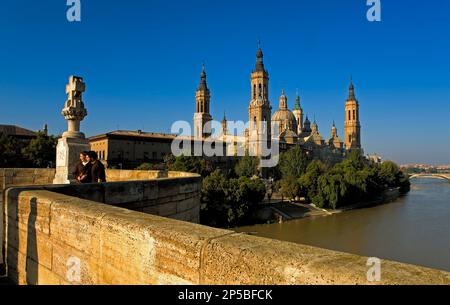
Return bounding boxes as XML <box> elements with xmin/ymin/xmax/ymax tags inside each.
<box><xmin>87</xmin><ymin>151</ymin><xmax>98</xmax><ymax>160</ymax></box>
<box><xmin>80</xmin><ymin>151</ymin><xmax>89</xmax><ymax>156</ymax></box>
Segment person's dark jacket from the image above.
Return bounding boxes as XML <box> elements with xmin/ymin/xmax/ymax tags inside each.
<box><xmin>91</xmin><ymin>160</ymin><xmax>106</xmax><ymax>183</ymax></box>
<box><xmin>73</xmin><ymin>161</ymin><xmax>92</xmax><ymax>183</ymax></box>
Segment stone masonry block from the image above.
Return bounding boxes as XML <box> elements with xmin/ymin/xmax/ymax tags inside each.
<box><xmin>104</xmin><ymin>181</ymin><xmax>144</xmax><ymax>205</ymax></box>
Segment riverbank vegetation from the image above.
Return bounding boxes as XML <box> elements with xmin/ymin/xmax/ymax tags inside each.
<box><xmin>137</xmin><ymin>149</ymin><xmax>410</xmax><ymax>227</ymax></box>
<box><xmin>277</xmin><ymin>148</ymin><xmax>410</xmax><ymax>209</ymax></box>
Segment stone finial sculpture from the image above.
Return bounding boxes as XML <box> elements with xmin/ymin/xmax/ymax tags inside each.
<box><xmin>61</xmin><ymin>76</ymin><xmax>88</xmax><ymax>138</ymax></box>
<box><xmin>53</xmin><ymin>75</ymin><xmax>90</xmax><ymax>184</ymax></box>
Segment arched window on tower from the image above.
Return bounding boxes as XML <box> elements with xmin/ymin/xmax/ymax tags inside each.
<box><xmin>353</xmin><ymin>110</ymin><xmax>356</xmax><ymax>120</ymax></box>
<box><xmin>253</xmin><ymin>84</ymin><xmax>256</xmax><ymax>99</ymax></box>
<box><xmin>348</xmin><ymin>110</ymin><xmax>351</xmax><ymax>121</ymax></box>
<box><xmin>263</xmin><ymin>84</ymin><xmax>267</xmax><ymax>98</ymax></box>
<box><xmin>258</xmin><ymin>84</ymin><xmax>262</xmax><ymax>97</ymax></box>
<box><xmin>253</xmin><ymin>116</ymin><xmax>257</xmax><ymax>129</ymax></box>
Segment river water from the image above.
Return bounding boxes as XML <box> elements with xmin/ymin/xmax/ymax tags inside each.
<box><xmin>235</xmin><ymin>179</ymin><xmax>450</xmax><ymax>272</ymax></box>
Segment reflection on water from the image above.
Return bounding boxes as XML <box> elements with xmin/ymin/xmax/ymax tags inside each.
<box><xmin>235</xmin><ymin>179</ymin><xmax>450</xmax><ymax>272</ymax></box>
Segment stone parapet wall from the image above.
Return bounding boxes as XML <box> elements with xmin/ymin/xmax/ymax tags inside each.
<box><xmin>3</xmin><ymin>188</ymin><xmax>450</xmax><ymax>285</ymax></box>
<box><xmin>1</xmin><ymin>168</ymin><xmax>201</xmax><ymax>223</ymax></box>
<box><xmin>0</xmin><ymin>168</ymin><xmax>199</xmax><ymax>193</ymax></box>
<box><xmin>105</xmin><ymin>169</ymin><xmax>167</xmax><ymax>181</ymax></box>
<box><xmin>0</xmin><ymin>168</ymin><xmax>56</xmax><ymax>272</ymax></box>
<box><xmin>46</xmin><ymin>177</ymin><xmax>201</xmax><ymax>223</ymax></box>
<box><xmin>1</xmin><ymin>168</ymin><xmax>202</xmax><ymax>277</ymax></box>
<box><xmin>106</xmin><ymin>169</ymin><xmax>201</xmax><ymax>181</ymax></box>
<box><xmin>0</xmin><ymin>169</ymin><xmax>56</xmax><ymax>192</ymax></box>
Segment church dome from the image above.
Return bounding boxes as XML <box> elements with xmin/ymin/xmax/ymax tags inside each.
<box><xmin>272</xmin><ymin>109</ymin><xmax>298</xmax><ymax>136</ymax></box>
<box><xmin>272</xmin><ymin>89</ymin><xmax>298</xmax><ymax>136</ymax></box>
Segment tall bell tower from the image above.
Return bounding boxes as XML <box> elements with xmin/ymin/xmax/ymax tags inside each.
<box><xmin>194</xmin><ymin>64</ymin><xmax>212</xmax><ymax>139</ymax></box>
<box><xmin>344</xmin><ymin>78</ymin><xmax>361</xmax><ymax>150</ymax></box>
<box><xmin>292</xmin><ymin>89</ymin><xmax>303</xmax><ymax>135</ymax></box>
<box><xmin>248</xmin><ymin>43</ymin><xmax>272</xmax><ymax>156</ymax></box>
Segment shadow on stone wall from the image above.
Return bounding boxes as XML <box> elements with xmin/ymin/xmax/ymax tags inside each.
<box><xmin>25</xmin><ymin>199</ymin><xmax>38</xmax><ymax>285</ymax></box>
<box><xmin>5</xmin><ymin>192</ymin><xmax>43</xmax><ymax>285</ymax></box>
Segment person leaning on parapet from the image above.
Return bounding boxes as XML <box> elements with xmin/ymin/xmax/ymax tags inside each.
<box><xmin>87</xmin><ymin>151</ymin><xmax>107</xmax><ymax>183</ymax></box>
<box><xmin>73</xmin><ymin>151</ymin><xmax>92</xmax><ymax>183</ymax></box>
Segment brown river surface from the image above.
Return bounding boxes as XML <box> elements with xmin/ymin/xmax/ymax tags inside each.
<box><xmin>235</xmin><ymin>179</ymin><xmax>450</xmax><ymax>272</ymax></box>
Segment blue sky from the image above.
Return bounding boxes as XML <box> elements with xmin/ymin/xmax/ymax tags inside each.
<box><xmin>0</xmin><ymin>0</ymin><xmax>449</xmax><ymax>164</ymax></box>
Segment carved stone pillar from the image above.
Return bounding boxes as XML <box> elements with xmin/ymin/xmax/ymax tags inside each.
<box><xmin>53</xmin><ymin>76</ymin><xmax>90</xmax><ymax>184</ymax></box>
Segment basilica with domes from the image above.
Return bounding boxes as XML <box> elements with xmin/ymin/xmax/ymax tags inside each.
<box><xmin>193</xmin><ymin>45</ymin><xmax>361</xmax><ymax>159</ymax></box>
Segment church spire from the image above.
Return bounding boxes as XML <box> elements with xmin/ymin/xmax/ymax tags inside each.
<box><xmin>279</xmin><ymin>88</ymin><xmax>287</xmax><ymax>109</ymax></box>
<box><xmin>194</xmin><ymin>63</ymin><xmax>212</xmax><ymax>139</ymax></box>
<box><xmin>254</xmin><ymin>40</ymin><xmax>265</xmax><ymax>72</ymax></box>
<box><xmin>311</xmin><ymin>115</ymin><xmax>318</xmax><ymax>134</ymax></box>
<box><xmin>331</xmin><ymin>120</ymin><xmax>337</xmax><ymax>137</ymax></box>
<box><xmin>198</xmin><ymin>63</ymin><xmax>208</xmax><ymax>91</ymax></box>
<box><xmin>293</xmin><ymin>89</ymin><xmax>301</xmax><ymax>111</ymax></box>
<box><xmin>347</xmin><ymin>76</ymin><xmax>356</xmax><ymax>101</ymax></box>
<box><xmin>221</xmin><ymin>111</ymin><xmax>227</xmax><ymax>136</ymax></box>
<box><xmin>344</xmin><ymin>76</ymin><xmax>361</xmax><ymax>150</ymax></box>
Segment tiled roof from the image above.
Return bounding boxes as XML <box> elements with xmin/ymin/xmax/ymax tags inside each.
<box><xmin>89</xmin><ymin>130</ymin><xmax>177</xmax><ymax>141</ymax></box>
<box><xmin>0</xmin><ymin>124</ymin><xmax>37</xmax><ymax>137</ymax></box>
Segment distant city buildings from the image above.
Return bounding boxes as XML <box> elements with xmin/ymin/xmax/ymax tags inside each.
<box><xmin>401</xmin><ymin>163</ymin><xmax>450</xmax><ymax>174</ymax></box>
<box><xmin>87</xmin><ymin>45</ymin><xmax>364</xmax><ymax>169</ymax></box>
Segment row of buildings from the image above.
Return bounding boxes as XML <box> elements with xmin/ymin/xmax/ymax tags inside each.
<box><xmin>91</xmin><ymin>46</ymin><xmax>363</xmax><ymax>168</ymax></box>
<box><xmin>2</xmin><ymin>46</ymin><xmax>363</xmax><ymax>169</ymax></box>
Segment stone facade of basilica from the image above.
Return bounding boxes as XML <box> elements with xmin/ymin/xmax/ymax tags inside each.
<box><xmin>193</xmin><ymin>45</ymin><xmax>362</xmax><ymax>159</ymax></box>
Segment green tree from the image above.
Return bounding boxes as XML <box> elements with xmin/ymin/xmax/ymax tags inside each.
<box><xmin>345</xmin><ymin>149</ymin><xmax>367</xmax><ymax>170</ymax></box>
<box><xmin>299</xmin><ymin>160</ymin><xmax>327</xmax><ymax>201</ymax></box>
<box><xmin>136</xmin><ymin>163</ymin><xmax>155</xmax><ymax>170</ymax></box>
<box><xmin>379</xmin><ymin>161</ymin><xmax>411</xmax><ymax>193</ymax></box>
<box><xmin>279</xmin><ymin>176</ymin><xmax>302</xmax><ymax>201</ymax></box>
<box><xmin>227</xmin><ymin>176</ymin><xmax>266</xmax><ymax>224</ymax></box>
<box><xmin>167</xmin><ymin>155</ymin><xmax>213</xmax><ymax>177</ymax></box>
<box><xmin>313</xmin><ymin>173</ymin><xmax>349</xmax><ymax>209</ymax></box>
<box><xmin>201</xmin><ymin>170</ymin><xmax>266</xmax><ymax>227</ymax></box>
<box><xmin>0</xmin><ymin>132</ymin><xmax>20</xmax><ymax>167</ymax></box>
<box><xmin>310</xmin><ymin>157</ymin><xmax>410</xmax><ymax>209</ymax></box>
<box><xmin>21</xmin><ymin>132</ymin><xmax>56</xmax><ymax>168</ymax></box>
<box><xmin>379</xmin><ymin>161</ymin><xmax>401</xmax><ymax>186</ymax></box>
<box><xmin>234</xmin><ymin>156</ymin><xmax>259</xmax><ymax>177</ymax></box>
<box><xmin>201</xmin><ymin>170</ymin><xmax>231</xmax><ymax>227</ymax></box>
<box><xmin>278</xmin><ymin>145</ymin><xmax>310</xmax><ymax>178</ymax></box>
<box><xmin>163</xmin><ymin>154</ymin><xmax>176</xmax><ymax>169</ymax></box>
